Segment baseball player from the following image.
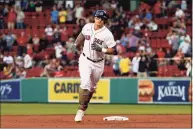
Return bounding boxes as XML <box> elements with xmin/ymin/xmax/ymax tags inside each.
<box><xmin>73</xmin><ymin>10</ymin><xmax>117</xmax><ymax>122</ymax></box>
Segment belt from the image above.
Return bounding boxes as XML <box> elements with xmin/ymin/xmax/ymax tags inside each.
<box><xmin>83</xmin><ymin>53</ymin><xmax>104</xmax><ymax>63</ymax></box>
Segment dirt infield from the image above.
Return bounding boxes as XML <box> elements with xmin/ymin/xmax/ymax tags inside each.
<box><xmin>1</xmin><ymin>115</ymin><xmax>191</xmax><ymax>128</ymax></box>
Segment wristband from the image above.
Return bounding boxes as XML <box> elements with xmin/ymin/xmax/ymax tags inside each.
<box><xmin>102</xmin><ymin>48</ymin><xmax>108</xmax><ymax>53</ymax></box>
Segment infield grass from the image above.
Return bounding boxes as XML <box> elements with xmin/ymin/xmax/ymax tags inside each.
<box><xmin>0</xmin><ymin>103</ymin><xmax>192</xmax><ymax>115</ymax></box>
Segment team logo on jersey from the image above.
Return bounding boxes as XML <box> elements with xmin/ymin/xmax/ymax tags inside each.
<box><xmin>85</xmin><ymin>35</ymin><xmax>90</xmax><ymax>40</ymax></box>
<box><xmin>93</xmin><ymin>38</ymin><xmax>104</xmax><ymax>45</ymax></box>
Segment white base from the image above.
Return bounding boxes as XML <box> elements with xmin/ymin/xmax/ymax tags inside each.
<box><xmin>103</xmin><ymin>116</ymin><xmax>129</xmax><ymax>121</ymax></box>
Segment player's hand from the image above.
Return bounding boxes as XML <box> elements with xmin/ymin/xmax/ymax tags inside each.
<box><xmin>91</xmin><ymin>43</ymin><xmax>102</xmax><ymax>52</ymax></box>
<box><xmin>72</xmin><ymin>44</ymin><xmax>78</xmax><ymax>53</ymax></box>
<box><xmin>72</xmin><ymin>44</ymin><xmax>80</xmax><ymax>55</ymax></box>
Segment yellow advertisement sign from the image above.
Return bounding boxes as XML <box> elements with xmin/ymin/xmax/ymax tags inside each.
<box><xmin>48</xmin><ymin>78</ymin><xmax>110</xmax><ymax>103</ymax></box>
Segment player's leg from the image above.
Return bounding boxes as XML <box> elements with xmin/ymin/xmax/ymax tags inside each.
<box><xmin>91</xmin><ymin>65</ymin><xmax>104</xmax><ymax>90</ymax></box>
<box><xmin>78</xmin><ymin>62</ymin><xmax>104</xmax><ymax>111</ymax></box>
<box><xmin>78</xmin><ymin>87</ymin><xmax>95</xmax><ymax>111</ymax></box>
<box><xmin>75</xmin><ymin>55</ymin><xmax>92</xmax><ymax>122</ymax></box>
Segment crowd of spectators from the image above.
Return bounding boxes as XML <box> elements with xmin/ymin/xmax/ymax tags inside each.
<box><xmin>0</xmin><ymin>0</ymin><xmax>192</xmax><ymax>79</ymax></box>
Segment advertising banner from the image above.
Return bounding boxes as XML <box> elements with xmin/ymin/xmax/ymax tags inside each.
<box><xmin>0</xmin><ymin>80</ymin><xmax>21</xmax><ymax>101</ymax></box>
<box><xmin>138</xmin><ymin>79</ymin><xmax>192</xmax><ymax>104</ymax></box>
<box><xmin>48</xmin><ymin>78</ymin><xmax>110</xmax><ymax>103</ymax></box>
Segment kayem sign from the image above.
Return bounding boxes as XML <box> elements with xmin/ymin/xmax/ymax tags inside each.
<box><xmin>138</xmin><ymin>79</ymin><xmax>191</xmax><ymax>104</ymax></box>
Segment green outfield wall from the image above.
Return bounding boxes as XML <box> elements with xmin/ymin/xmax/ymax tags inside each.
<box><xmin>0</xmin><ymin>77</ymin><xmax>191</xmax><ymax>104</ymax></box>
<box><xmin>21</xmin><ymin>78</ymin><xmax>48</xmax><ymax>102</ymax></box>
<box><xmin>110</xmin><ymin>78</ymin><xmax>138</xmax><ymax>103</ymax></box>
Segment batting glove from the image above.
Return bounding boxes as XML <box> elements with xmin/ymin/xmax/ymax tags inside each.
<box><xmin>72</xmin><ymin>44</ymin><xmax>78</xmax><ymax>53</ymax></box>
<box><xmin>91</xmin><ymin>43</ymin><xmax>102</xmax><ymax>52</ymax></box>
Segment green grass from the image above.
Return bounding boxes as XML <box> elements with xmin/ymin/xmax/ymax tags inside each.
<box><xmin>0</xmin><ymin>103</ymin><xmax>191</xmax><ymax>115</ymax></box>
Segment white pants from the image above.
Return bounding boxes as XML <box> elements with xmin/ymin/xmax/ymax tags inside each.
<box><xmin>78</xmin><ymin>54</ymin><xmax>104</xmax><ymax>92</ymax></box>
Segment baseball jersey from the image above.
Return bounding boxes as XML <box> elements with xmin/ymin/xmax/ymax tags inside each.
<box><xmin>81</xmin><ymin>23</ymin><xmax>116</xmax><ymax>60</ymax></box>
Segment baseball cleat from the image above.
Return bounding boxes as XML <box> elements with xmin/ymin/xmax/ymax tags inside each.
<box><xmin>74</xmin><ymin>109</ymin><xmax>84</xmax><ymax>122</ymax></box>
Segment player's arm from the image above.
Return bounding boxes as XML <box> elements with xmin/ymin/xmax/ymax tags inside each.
<box><xmin>91</xmin><ymin>39</ymin><xmax>116</xmax><ymax>55</ymax></box>
<box><xmin>74</xmin><ymin>32</ymin><xmax>85</xmax><ymax>51</ymax></box>
<box><xmin>102</xmin><ymin>46</ymin><xmax>116</xmax><ymax>55</ymax></box>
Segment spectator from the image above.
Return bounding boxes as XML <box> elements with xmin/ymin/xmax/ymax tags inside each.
<box><xmin>54</xmin><ymin>42</ymin><xmax>63</xmax><ymax>59</ymax></box>
<box><xmin>161</xmin><ymin>0</ymin><xmax>167</xmax><ymax>17</ymax></box>
<box><xmin>7</xmin><ymin>7</ymin><xmax>16</xmax><ymax>30</ymax></box>
<box><xmin>16</xmin><ymin>32</ymin><xmax>29</xmax><ymax>56</ymax></box>
<box><xmin>45</xmin><ymin>25</ymin><xmax>53</xmax><ymax>43</ymax></box>
<box><xmin>15</xmin><ymin>7</ymin><xmax>25</xmax><ymax>29</ymax></box>
<box><xmin>181</xmin><ymin>0</ymin><xmax>187</xmax><ymax>11</ymax></box>
<box><xmin>45</xmin><ymin>25</ymin><xmax>53</xmax><ymax>36</ymax></box>
<box><xmin>60</xmin><ymin>26</ymin><xmax>69</xmax><ymax>42</ymax></box>
<box><xmin>59</xmin><ymin>7</ymin><xmax>67</xmax><ymax>24</ymax></box>
<box><xmin>53</xmin><ymin>59</ymin><xmax>64</xmax><ymax>77</ymax></box>
<box><xmin>178</xmin><ymin>33</ymin><xmax>191</xmax><ymax>55</ymax></box>
<box><xmin>120</xmin><ymin>33</ymin><xmax>129</xmax><ymax>47</ymax></box>
<box><xmin>167</xmin><ymin>0</ymin><xmax>178</xmax><ymax>8</ymax></box>
<box><xmin>35</xmin><ymin>0</ymin><xmax>43</xmax><ymax>12</ymax></box>
<box><xmin>32</xmin><ymin>34</ymin><xmax>40</xmax><ymax>52</ymax></box>
<box><xmin>139</xmin><ymin>2</ymin><xmax>150</xmax><ymax>11</ymax></box>
<box><xmin>157</xmin><ymin>48</ymin><xmax>165</xmax><ymax>59</ymax></box>
<box><xmin>174</xmin><ymin>49</ymin><xmax>184</xmax><ymax>64</ymax></box>
<box><xmin>175</xmin><ymin>7</ymin><xmax>185</xmax><ymax>19</ymax></box>
<box><xmin>65</xmin><ymin>37</ymin><xmax>74</xmax><ymax>53</ymax></box>
<box><xmin>66</xmin><ymin>7</ymin><xmax>73</xmax><ymax>24</ymax></box>
<box><xmin>177</xmin><ymin>57</ymin><xmax>187</xmax><ymax>72</ymax></box>
<box><xmin>110</xmin><ymin>0</ymin><xmax>118</xmax><ymax>10</ymax></box>
<box><xmin>77</xmin><ymin>17</ymin><xmax>86</xmax><ymax>29</ymax></box>
<box><xmin>185</xmin><ymin>58</ymin><xmax>191</xmax><ymax>77</ymax></box>
<box><xmin>3</xmin><ymin>32</ymin><xmax>16</xmax><ymax>51</ymax></box>
<box><xmin>101</xmin><ymin>0</ymin><xmax>110</xmax><ymax>10</ymax></box>
<box><xmin>74</xmin><ymin>3</ymin><xmax>84</xmax><ymax>21</ymax></box>
<box><xmin>39</xmin><ymin>34</ymin><xmax>48</xmax><ymax>51</ymax></box>
<box><xmin>26</xmin><ymin>43</ymin><xmax>33</xmax><ymax>55</ymax></box>
<box><xmin>173</xmin><ymin>19</ymin><xmax>186</xmax><ymax>29</ymax></box>
<box><xmin>153</xmin><ymin>0</ymin><xmax>162</xmax><ymax>18</ymax></box>
<box><xmin>28</xmin><ymin>0</ymin><xmax>35</xmax><ymax>12</ymax></box>
<box><xmin>0</xmin><ymin>13</ymin><xmax>4</xmax><ymax>29</ymax></box>
<box><xmin>23</xmin><ymin>52</ymin><xmax>32</xmax><ymax>69</ymax></box>
<box><xmin>115</xmin><ymin>40</ymin><xmax>126</xmax><ymax>55</ymax></box>
<box><xmin>146</xmin><ymin>20</ymin><xmax>158</xmax><ymax>31</ymax></box>
<box><xmin>3</xmin><ymin>60</ymin><xmax>14</xmax><ymax>79</ymax></box>
<box><xmin>40</xmin><ymin>59</ymin><xmax>57</xmax><ymax>77</ymax></box>
<box><xmin>0</xmin><ymin>57</ymin><xmax>7</xmax><ymax>72</ymax></box>
<box><xmin>132</xmin><ymin>52</ymin><xmax>141</xmax><ymax>77</ymax></box>
<box><xmin>119</xmin><ymin>53</ymin><xmax>131</xmax><ymax>76</ymax></box>
<box><xmin>127</xmin><ymin>32</ymin><xmax>139</xmax><ymax>53</ymax></box>
<box><xmin>112</xmin><ymin>54</ymin><xmax>121</xmax><ymax>76</ymax></box>
<box><xmin>147</xmin><ymin>52</ymin><xmax>158</xmax><ymax>77</ymax></box>
<box><xmin>51</xmin><ymin>6</ymin><xmax>59</xmax><ymax>24</ymax></box>
<box><xmin>165</xmin><ymin>48</ymin><xmax>173</xmax><ymax>58</ymax></box>
<box><xmin>178</xmin><ymin>38</ymin><xmax>191</xmax><ymax>55</ymax></box>
<box><xmin>39</xmin><ymin>54</ymin><xmax>50</xmax><ymax>67</ymax></box>
<box><xmin>2</xmin><ymin>4</ymin><xmax>9</xmax><ymax>16</ymax></box>
<box><xmin>53</xmin><ymin>25</ymin><xmax>61</xmax><ymax>43</ymax></box>
<box><xmin>138</xmin><ymin>52</ymin><xmax>148</xmax><ymax>77</ymax></box>
<box><xmin>166</xmin><ymin>31</ymin><xmax>180</xmax><ymax>56</ymax></box>
<box><xmin>2</xmin><ymin>52</ymin><xmax>14</xmax><ymax>79</ymax></box>
<box><xmin>15</xmin><ymin>66</ymin><xmax>26</xmax><ymax>78</ymax></box>
<box><xmin>3</xmin><ymin>52</ymin><xmax>14</xmax><ymax>65</ymax></box>
<box><xmin>20</xmin><ymin>0</ymin><xmax>29</xmax><ymax>11</ymax></box>
<box><xmin>144</xmin><ymin>9</ymin><xmax>152</xmax><ymax>22</ymax></box>
<box><xmin>15</xmin><ymin>56</ymin><xmax>24</xmax><ymax>68</ymax></box>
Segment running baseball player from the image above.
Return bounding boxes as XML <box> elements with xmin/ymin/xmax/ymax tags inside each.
<box><xmin>73</xmin><ymin>10</ymin><xmax>117</xmax><ymax>122</ymax></box>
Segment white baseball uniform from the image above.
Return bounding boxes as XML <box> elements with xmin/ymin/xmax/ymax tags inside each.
<box><xmin>79</xmin><ymin>23</ymin><xmax>116</xmax><ymax>92</ymax></box>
